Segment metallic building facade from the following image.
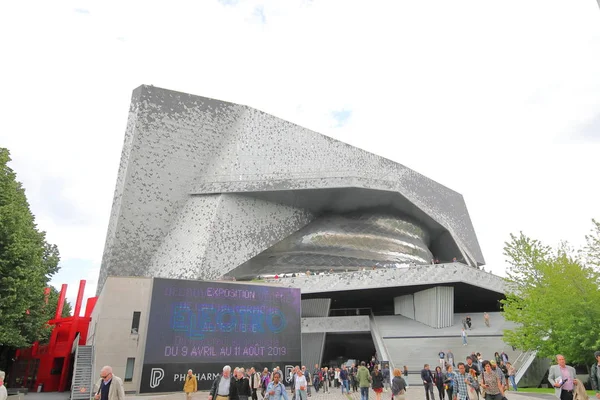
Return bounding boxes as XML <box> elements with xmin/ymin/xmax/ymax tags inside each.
<box><xmin>98</xmin><ymin>85</ymin><xmax>485</xmax><ymax>294</ymax></box>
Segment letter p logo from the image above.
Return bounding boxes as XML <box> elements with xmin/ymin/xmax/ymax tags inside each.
<box><xmin>150</xmin><ymin>368</ymin><xmax>165</xmax><ymax>389</ymax></box>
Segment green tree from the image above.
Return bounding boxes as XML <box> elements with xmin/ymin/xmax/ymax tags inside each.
<box><xmin>502</xmin><ymin>229</ymin><xmax>600</xmax><ymax>365</ymax></box>
<box><xmin>0</xmin><ymin>148</ymin><xmax>63</xmax><ymax>369</ymax></box>
<box><xmin>583</xmin><ymin>219</ymin><xmax>600</xmax><ymax>268</ymax></box>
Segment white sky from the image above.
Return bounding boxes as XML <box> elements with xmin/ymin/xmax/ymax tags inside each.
<box><xmin>1</xmin><ymin>0</ymin><xmax>599</xmax><ymax>311</ymax></box>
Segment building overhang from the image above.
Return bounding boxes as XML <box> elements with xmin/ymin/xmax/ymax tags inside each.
<box><xmin>270</xmin><ymin>262</ymin><xmax>505</xmax><ymax>295</ymax></box>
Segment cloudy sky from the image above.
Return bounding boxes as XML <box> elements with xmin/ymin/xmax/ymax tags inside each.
<box><xmin>1</xmin><ymin>0</ymin><xmax>599</xmax><ymax>312</ymax></box>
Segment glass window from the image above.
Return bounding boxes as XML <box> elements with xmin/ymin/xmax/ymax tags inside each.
<box><xmin>125</xmin><ymin>358</ymin><xmax>135</xmax><ymax>382</ymax></box>
<box><xmin>131</xmin><ymin>311</ymin><xmax>141</xmax><ymax>334</ymax></box>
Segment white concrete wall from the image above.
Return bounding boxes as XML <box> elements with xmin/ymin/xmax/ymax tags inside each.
<box><xmin>394</xmin><ymin>294</ymin><xmax>415</xmax><ymax>318</ymax></box>
<box><xmin>301</xmin><ymin>316</ymin><xmax>370</xmax><ymax>333</ymax></box>
<box><xmin>88</xmin><ymin>277</ymin><xmax>153</xmax><ymax>393</ymax></box>
<box><xmin>414</xmin><ymin>286</ymin><xmax>454</xmax><ymax>328</ymax></box>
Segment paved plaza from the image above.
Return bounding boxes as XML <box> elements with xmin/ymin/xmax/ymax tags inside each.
<box><xmin>126</xmin><ymin>389</ymin><xmax>556</xmax><ymax>400</ymax></box>
<box><xmin>10</xmin><ymin>387</ymin><xmax>566</xmax><ymax>400</ymax></box>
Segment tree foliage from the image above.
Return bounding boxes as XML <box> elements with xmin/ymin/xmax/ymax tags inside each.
<box><xmin>0</xmin><ymin>148</ymin><xmax>64</xmax><ymax>349</ymax></box>
<box><xmin>502</xmin><ymin>227</ymin><xmax>600</xmax><ymax>365</ymax></box>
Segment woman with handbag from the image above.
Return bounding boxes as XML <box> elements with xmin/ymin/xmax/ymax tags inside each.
<box><xmin>443</xmin><ymin>365</ymin><xmax>456</xmax><ymax>400</ymax></box>
<box><xmin>391</xmin><ymin>368</ymin><xmax>407</xmax><ymax>400</ymax></box>
<box><xmin>468</xmin><ymin>369</ymin><xmax>480</xmax><ymax>400</ymax></box>
<box><xmin>371</xmin><ymin>365</ymin><xmax>384</xmax><ymax>400</ymax></box>
<box><xmin>480</xmin><ymin>361</ymin><xmax>505</xmax><ymax>400</ymax></box>
<box><xmin>434</xmin><ymin>366</ymin><xmax>445</xmax><ymax>400</ymax></box>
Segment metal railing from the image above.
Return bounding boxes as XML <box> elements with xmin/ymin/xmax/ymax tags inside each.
<box><xmin>329</xmin><ymin>308</ymin><xmax>372</xmax><ymax>317</ymax></box>
<box><xmin>369</xmin><ymin>312</ymin><xmax>394</xmax><ymax>370</ymax></box>
<box><xmin>514</xmin><ymin>350</ymin><xmax>537</xmax><ymax>384</ymax></box>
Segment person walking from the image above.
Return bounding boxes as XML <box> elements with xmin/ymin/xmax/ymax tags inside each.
<box><xmin>447</xmin><ymin>350</ymin><xmax>455</xmax><ymax>367</ymax></box>
<box><xmin>461</xmin><ymin>329</ymin><xmax>468</xmax><ymax>346</ymax></box>
<box><xmin>322</xmin><ymin>368</ymin><xmax>330</xmax><ymax>393</ymax></box>
<box><xmin>357</xmin><ymin>361</ymin><xmax>371</xmax><ymax>400</ymax></box>
<box><xmin>433</xmin><ymin>366</ymin><xmax>445</xmax><ymax>400</ymax></box>
<box><xmin>93</xmin><ymin>366</ymin><xmax>125</xmax><ymax>400</ymax></box>
<box><xmin>371</xmin><ymin>365</ymin><xmax>384</xmax><ymax>400</ymax></box>
<box><xmin>294</xmin><ymin>368</ymin><xmax>308</xmax><ymax>400</ymax></box>
<box><xmin>184</xmin><ymin>369</ymin><xmax>198</xmax><ymax>400</ymax></box>
<box><xmin>312</xmin><ymin>365</ymin><xmax>320</xmax><ymax>393</ymax></box>
<box><xmin>443</xmin><ymin>365</ymin><xmax>456</xmax><ymax>400</ymax></box>
<box><xmin>0</xmin><ymin>371</ymin><xmax>7</xmax><ymax>400</ymax></box>
<box><xmin>468</xmin><ymin>368</ymin><xmax>480</xmax><ymax>399</ymax></box>
<box><xmin>439</xmin><ymin>351</ymin><xmax>446</xmax><ymax>368</ymax></box>
<box><xmin>421</xmin><ymin>364</ymin><xmax>436</xmax><ymax>400</ymax></box>
<box><xmin>209</xmin><ymin>365</ymin><xmax>239</xmax><ymax>400</ymax></box>
<box><xmin>494</xmin><ymin>353</ymin><xmax>502</xmax><ymax>366</ymax></box>
<box><xmin>261</xmin><ymin>368</ymin><xmax>271</xmax><ymax>398</ymax></box>
<box><xmin>265</xmin><ymin>371</ymin><xmax>289</xmax><ymax>400</ymax></box>
<box><xmin>590</xmin><ymin>351</ymin><xmax>600</xmax><ymax>399</ymax></box>
<box><xmin>506</xmin><ymin>363</ymin><xmax>517</xmax><ymax>391</ymax></box>
<box><xmin>548</xmin><ymin>354</ymin><xmax>578</xmax><ymax>400</ymax></box>
<box><xmin>480</xmin><ymin>361</ymin><xmax>505</xmax><ymax>400</ymax></box>
<box><xmin>391</xmin><ymin>368</ymin><xmax>407</xmax><ymax>400</ymax></box>
<box><xmin>483</xmin><ymin>313</ymin><xmax>490</xmax><ymax>327</ymax></box>
<box><xmin>350</xmin><ymin>364</ymin><xmax>358</xmax><ymax>393</ymax></box>
<box><xmin>340</xmin><ymin>365</ymin><xmax>350</xmax><ymax>394</ymax></box>
<box><xmin>249</xmin><ymin>368</ymin><xmax>261</xmax><ymax>400</ymax></box>
<box><xmin>301</xmin><ymin>366</ymin><xmax>311</xmax><ymax>397</ymax></box>
<box><xmin>454</xmin><ymin>363</ymin><xmax>476</xmax><ymax>400</ymax></box>
<box><xmin>236</xmin><ymin>368</ymin><xmax>251</xmax><ymax>400</ymax></box>
<box><xmin>290</xmin><ymin>367</ymin><xmax>297</xmax><ymax>400</ymax></box>
<box><xmin>382</xmin><ymin>364</ymin><xmax>390</xmax><ymax>393</ymax></box>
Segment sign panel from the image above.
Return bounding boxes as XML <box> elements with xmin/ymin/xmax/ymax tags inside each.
<box><xmin>140</xmin><ymin>278</ymin><xmax>301</xmax><ymax>393</ymax></box>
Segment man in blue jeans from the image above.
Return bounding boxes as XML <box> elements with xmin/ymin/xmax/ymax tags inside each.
<box><xmin>340</xmin><ymin>365</ymin><xmax>350</xmax><ymax>394</ymax></box>
<box><xmin>357</xmin><ymin>361</ymin><xmax>371</xmax><ymax>400</ymax></box>
<box><xmin>421</xmin><ymin>364</ymin><xmax>436</xmax><ymax>400</ymax></box>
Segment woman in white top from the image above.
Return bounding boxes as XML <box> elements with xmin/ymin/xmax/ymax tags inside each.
<box><xmin>295</xmin><ymin>370</ymin><xmax>308</xmax><ymax>400</ymax></box>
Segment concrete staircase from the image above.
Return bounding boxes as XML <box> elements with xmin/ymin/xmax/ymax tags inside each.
<box><xmin>372</xmin><ymin>313</ymin><xmax>521</xmax><ymax>386</ymax></box>
<box><xmin>70</xmin><ymin>345</ymin><xmax>94</xmax><ymax>400</ymax></box>
<box><xmin>370</xmin><ymin>313</ymin><xmax>394</xmax><ymax>369</ymax></box>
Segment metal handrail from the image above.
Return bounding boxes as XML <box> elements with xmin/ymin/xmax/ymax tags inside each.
<box><xmin>369</xmin><ymin>312</ymin><xmax>394</xmax><ymax>370</ymax></box>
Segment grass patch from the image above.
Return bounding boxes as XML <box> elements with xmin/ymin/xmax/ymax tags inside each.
<box><xmin>517</xmin><ymin>387</ymin><xmax>596</xmax><ymax>396</ymax></box>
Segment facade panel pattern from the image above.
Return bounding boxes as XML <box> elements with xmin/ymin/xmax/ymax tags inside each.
<box><xmin>274</xmin><ymin>263</ymin><xmax>504</xmax><ymax>295</ymax></box>
<box><xmin>301</xmin><ymin>316</ymin><xmax>370</xmax><ymax>333</ymax></box>
<box><xmin>99</xmin><ymin>85</ymin><xmax>485</xmax><ymax>293</ymax></box>
<box><xmin>301</xmin><ymin>299</ymin><xmax>332</xmax><ymax>318</ymax></box>
<box><xmin>414</xmin><ymin>287</ymin><xmax>454</xmax><ymax>329</ymax></box>
<box><xmin>231</xmin><ymin>213</ymin><xmax>433</xmax><ymax>277</ymax></box>
<box><xmin>301</xmin><ymin>333</ymin><xmax>326</xmax><ymax>370</ymax></box>
<box><xmin>394</xmin><ymin>295</ymin><xmax>415</xmax><ymax>319</ymax></box>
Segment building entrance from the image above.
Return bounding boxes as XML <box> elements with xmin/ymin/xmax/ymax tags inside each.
<box><xmin>322</xmin><ymin>333</ymin><xmax>376</xmax><ymax>367</ymax></box>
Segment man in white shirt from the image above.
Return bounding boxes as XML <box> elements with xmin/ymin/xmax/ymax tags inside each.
<box><xmin>1</xmin><ymin>370</ymin><xmax>9</xmax><ymax>400</ymax></box>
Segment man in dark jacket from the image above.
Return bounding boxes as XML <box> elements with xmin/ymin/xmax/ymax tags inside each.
<box><xmin>209</xmin><ymin>365</ymin><xmax>239</xmax><ymax>400</ymax></box>
<box><xmin>421</xmin><ymin>364</ymin><xmax>436</xmax><ymax>400</ymax></box>
<box><xmin>465</xmin><ymin>357</ymin><xmax>480</xmax><ymax>376</ymax></box>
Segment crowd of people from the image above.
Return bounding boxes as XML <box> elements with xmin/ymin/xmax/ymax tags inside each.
<box><xmin>86</xmin><ymin>349</ymin><xmax>600</xmax><ymax>400</ymax></box>
<box><xmin>422</xmin><ymin>350</ymin><xmax>518</xmax><ymax>400</ymax></box>
<box><xmin>180</xmin><ymin>359</ymin><xmax>408</xmax><ymax>400</ymax></box>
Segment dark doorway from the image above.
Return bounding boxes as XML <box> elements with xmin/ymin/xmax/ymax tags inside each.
<box><xmin>322</xmin><ymin>333</ymin><xmax>376</xmax><ymax>367</ymax></box>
